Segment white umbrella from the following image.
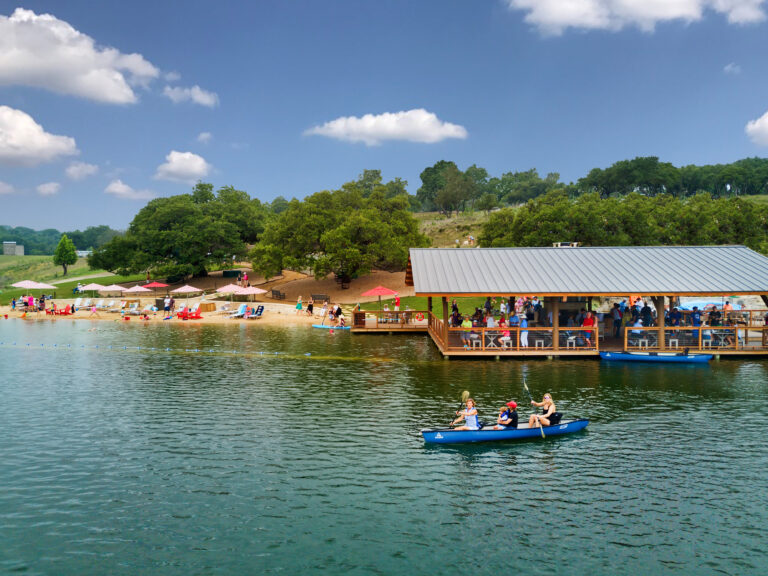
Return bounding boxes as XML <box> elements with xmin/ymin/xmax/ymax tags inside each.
<box><xmin>11</xmin><ymin>280</ymin><xmax>40</xmax><ymax>289</ymax></box>
<box><xmin>100</xmin><ymin>284</ymin><xmax>126</xmax><ymax>292</ymax></box>
<box><xmin>124</xmin><ymin>285</ymin><xmax>152</xmax><ymax>293</ymax></box>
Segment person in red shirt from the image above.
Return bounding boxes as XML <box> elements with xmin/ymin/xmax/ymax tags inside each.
<box><xmin>581</xmin><ymin>310</ymin><xmax>596</xmax><ymax>348</ymax></box>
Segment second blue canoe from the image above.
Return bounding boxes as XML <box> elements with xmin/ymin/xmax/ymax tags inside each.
<box><xmin>600</xmin><ymin>351</ymin><xmax>712</xmax><ymax>363</ymax></box>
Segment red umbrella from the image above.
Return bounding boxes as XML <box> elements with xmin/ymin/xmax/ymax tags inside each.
<box><xmin>360</xmin><ymin>285</ymin><xmax>398</xmax><ymax>311</ymax></box>
<box><xmin>144</xmin><ymin>281</ymin><xmax>169</xmax><ymax>298</ymax></box>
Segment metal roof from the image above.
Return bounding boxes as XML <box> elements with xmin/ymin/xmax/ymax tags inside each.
<box><xmin>407</xmin><ymin>246</ymin><xmax>768</xmax><ymax>296</ymax></box>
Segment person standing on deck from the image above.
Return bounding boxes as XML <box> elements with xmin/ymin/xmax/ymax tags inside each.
<box><xmin>611</xmin><ymin>303</ymin><xmax>622</xmax><ymax>338</ymax></box>
<box><xmin>582</xmin><ymin>310</ymin><xmax>596</xmax><ymax>348</ymax></box>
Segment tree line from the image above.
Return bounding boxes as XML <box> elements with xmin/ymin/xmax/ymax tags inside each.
<box><xmin>479</xmin><ymin>191</ymin><xmax>768</xmax><ymax>253</ymax></box>
<box><xmin>0</xmin><ymin>225</ymin><xmax>119</xmax><ymax>255</ymax></box>
<box><xmin>90</xmin><ymin>175</ymin><xmax>428</xmax><ymax>283</ymax></box>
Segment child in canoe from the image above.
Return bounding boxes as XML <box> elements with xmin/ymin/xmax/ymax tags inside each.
<box><xmin>493</xmin><ymin>401</ymin><xmax>518</xmax><ymax>430</ymax></box>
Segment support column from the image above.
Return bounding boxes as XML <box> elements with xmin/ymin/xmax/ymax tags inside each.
<box><xmin>653</xmin><ymin>296</ymin><xmax>666</xmax><ymax>351</ymax></box>
<box><xmin>552</xmin><ymin>297</ymin><xmax>560</xmax><ymax>351</ymax></box>
<box><xmin>442</xmin><ymin>296</ymin><xmax>449</xmax><ymax>347</ymax></box>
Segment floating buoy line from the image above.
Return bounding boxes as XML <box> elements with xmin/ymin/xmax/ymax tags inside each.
<box><xmin>0</xmin><ymin>340</ymin><xmax>395</xmax><ymax>363</ymax></box>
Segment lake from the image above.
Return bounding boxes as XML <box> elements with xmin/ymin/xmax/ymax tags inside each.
<box><xmin>1</xmin><ymin>320</ymin><xmax>766</xmax><ymax>575</ymax></box>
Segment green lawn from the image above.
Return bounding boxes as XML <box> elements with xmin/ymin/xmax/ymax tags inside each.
<box><xmin>416</xmin><ymin>211</ymin><xmax>492</xmax><ymax>248</ymax></box>
<box><xmin>0</xmin><ymin>255</ymin><xmax>104</xmax><ymax>287</ymax></box>
<box><xmin>358</xmin><ymin>295</ymin><xmax>494</xmax><ymax>314</ymax></box>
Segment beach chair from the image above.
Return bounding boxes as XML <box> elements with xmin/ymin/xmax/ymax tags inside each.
<box><xmin>125</xmin><ymin>302</ymin><xmax>139</xmax><ymax>315</ymax></box>
<box><xmin>228</xmin><ymin>304</ymin><xmax>248</xmax><ymax>318</ymax></box>
<box><xmin>81</xmin><ymin>299</ymin><xmax>92</xmax><ymax>309</ymax></box>
<box><xmin>187</xmin><ymin>304</ymin><xmax>203</xmax><ymax>320</ymax></box>
<box><xmin>109</xmin><ymin>301</ymin><xmax>126</xmax><ymax>313</ymax></box>
<box><xmin>176</xmin><ymin>305</ymin><xmax>188</xmax><ymax>319</ymax></box>
<box><xmin>247</xmin><ymin>305</ymin><xmax>264</xmax><ymax>319</ymax></box>
<box><xmin>132</xmin><ymin>304</ymin><xmax>152</xmax><ymax>315</ymax></box>
<box><xmin>216</xmin><ymin>304</ymin><xmax>232</xmax><ymax>314</ymax></box>
<box><xmin>101</xmin><ymin>300</ymin><xmax>114</xmax><ymax>310</ymax></box>
<box><xmin>73</xmin><ymin>297</ymin><xmax>82</xmax><ymax>311</ymax></box>
<box><xmin>94</xmin><ymin>299</ymin><xmax>105</xmax><ymax>309</ymax></box>
<box><xmin>58</xmin><ymin>305</ymin><xmax>71</xmax><ymax>316</ymax></box>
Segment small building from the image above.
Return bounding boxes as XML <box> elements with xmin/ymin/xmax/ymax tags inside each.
<box><xmin>2</xmin><ymin>241</ymin><xmax>24</xmax><ymax>256</ymax></box>
<box><xmin>405</xmin><ymin>245</ymin><xmax>768</xmax><ymax>357</ymax></box>
<box><xmin>76</xmin><ymin>250</ymin><xmax>92</xmax><ymax>258</ymax></box>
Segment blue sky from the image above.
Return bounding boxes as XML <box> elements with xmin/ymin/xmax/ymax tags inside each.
<box><xmin>1</xmin><ymin>0</ymin><xmax>767</xmax><ymax>230</ymax></box>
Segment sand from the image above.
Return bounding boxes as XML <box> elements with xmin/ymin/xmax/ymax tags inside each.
<box><xmin>0</xmin><ymin>268</ymin><xmax>411</xmax><ymax>327</ymax></box>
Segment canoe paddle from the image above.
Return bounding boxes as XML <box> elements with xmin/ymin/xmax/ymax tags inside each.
<box><xmin>523</xmin><ymin>378</ymin><xmax>545</xmax><ymax>438</ymax></box>
<box><xmin>450</xmin><ymin>390</ymin><xmax>470</xmax><ymax>427</ymax></box>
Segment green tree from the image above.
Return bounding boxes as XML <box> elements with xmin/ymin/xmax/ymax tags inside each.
<box><xmin>53</xmin><ymin>234</ymin><xmax>77</xmax><ymax>275</ymax></box>
<box><xmin>417</xmin><ymin>160</ymin><xmax>457</xmax><ymax>211</ymax></box>
<box><xmin>475</xmin><ymin>192</ymin><xmax>498</xmax><ymax>213</ymax></box>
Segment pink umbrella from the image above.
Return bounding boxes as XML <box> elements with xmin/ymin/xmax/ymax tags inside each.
<box><xmin>33</xmin><ymin>282</ymin><xmax>57</xmax><ymax>290</ymax></box>
<box><xmin>217</xmin><ymin>283</ymin><xmax>245</xmax><ymax>304</ymax></box>
<box><xmin>100</xmin><ymin>284</ymin><xmax>126</xmax><ymax>292</ymax></box>
<box><xmin>81</xmin><ymin>282</ymin><xmax>105</xmax><ymax>291</ymax></box>
<box><xmin>11</xmin><ymin>280</ymin><xmax>41</xmax><ymax>289</ymax></box>
<box><xmin>124</xmin><ymin>285</ymin><xmax>152</xmax><ymax>293</ymax></box>
<box><xmin>235</xmin><ymin>285</ymin><xmax>267</xmax><ymax>302</ymax></box>
<box><xmin>171</xmin><ymin>284</ymin><xmax>203</xmax><ymax>308</ymax></box>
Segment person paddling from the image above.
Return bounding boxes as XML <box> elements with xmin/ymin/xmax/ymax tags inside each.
<box><xmin>451</xmin><ymin>398</ymin><xmax>480</xmax><ymax>430</ymax></box>
<box><xmin>528</xmin><ymin>393</ymin><xmax>557</xmax><ymax>429</ymax></box>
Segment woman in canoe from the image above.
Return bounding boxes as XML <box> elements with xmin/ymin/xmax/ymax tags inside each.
<box><xmin>451</xmin><ymin>398</ymin><xmax>480</xmax><ymax>430</ymax></box>
<box><xmin>528</xmin><ymin>393</ymin><xmax>557</xmax><ymax>428</ymax></box>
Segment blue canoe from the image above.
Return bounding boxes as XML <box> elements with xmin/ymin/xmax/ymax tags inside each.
<box><xmin>312</xmin><ymin>324</ymin><xmax>350</xmax><ymax>330</ymax></box>
<box><xmin>600</xmin><ymin>351</ymin><xmax>712</xmax><ymax>363</ymax></box>
<box><xmin>422</xmin><ymin>419</ymin><xmax>589</xmax><ymax>444</ymax></box>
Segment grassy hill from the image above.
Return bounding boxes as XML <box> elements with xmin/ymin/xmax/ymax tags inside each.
<box><xmin>0</xmin><ymin>255</ymin><xmax>103</xmax><ymax>287</ymax></box>
<box><xmin>416</xmin><ymin>211</ymin><xmax>491</xmax><ymax>248</ymax></box>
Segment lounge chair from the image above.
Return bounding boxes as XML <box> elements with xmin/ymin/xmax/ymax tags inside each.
<box><xmin>131</xmin><ymin>304</ymin><xmax>153</xmax><ymax>315</ymax></box>
<box><xmin>124</xmin><ymin>302</ymin><xmax>139</xmax><ymax>315</ymax></box>
<box><xmin>94</xmin><ymin>299</ymin><xmax>105</xmax><ymax>309</ymax></box>
<box><xmin>73</xmin><ymin>297</ymin><xmax>82</xmax><ymax>311</ymax></box>
<box><xmin>109</xmin><ymin>301</ymin><xmax>126</xmax><ymax>313</ymax></box>
<box><xmin>246</xmin><ymin>305</ymin><xmax>264</xmax><ymax>319</ymax></box>
<box><xmin>101</xmin><ymin>300</ymin><xmax>114</xmax><ymax>310</ymax></box>
<box><xmin>57</xmin><ymin>305</ymin><xmax>72</xmax><ymax>316</ymax></box>
<box><xmin>178</xmin><ymin>304</ymin><xmax>201</xmax><ymax>320</ymax></box>
<box><xmin>81</xmin><ymin>299</ymin><xmax>92</xmax><ymax>309</ymax></box>
<box><xmin>228</xmin><ymin>304</ymin><xmax>248</xmax><ymax>318</ymax></box>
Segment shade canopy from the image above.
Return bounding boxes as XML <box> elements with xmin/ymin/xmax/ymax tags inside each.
<box><xmin>11</xmin><ymin>280</ymin><xmax>42</xmax><ymax>289</ymax></box>
<box><xmin>235</xmin><ymin>286</ymin><xmax>267</xmax><ymax>295</ymax></box>
<box><xmin>80</xmin><ymin>282</ymin><xmax>105</xmax><ymax>291</ymax></box>
<box><xmin>34</xmin><ymin>282</ymin><xmax>57</xmax><ymax>290</ymax></box>
<box><xmin>99</xmin><ymin>284</ymin><xmax>126</xmax><ymax>292</ymax></box>
<box><xmin>144</xmin><ymin>281</ymin><xmax>169</xmax><ymax>288</ymax></box>
<box><xmin>216</xmin><ymin>283</ymin><xmax>244</xmax><ymax>294</ymax></box>
<box><xmin>124</xmin><ymin>285</ymin><xmax>152</xmax><ymax>293</ymax></box>
<box><xmin>361</xmin><ymin>286</ymin><xmax>398</xmax><ymax>297</ymax></box>
<box><xmin>171</xmin><ymin>284</ymin><xmax>202</xmax><ymax>294</ymax></box>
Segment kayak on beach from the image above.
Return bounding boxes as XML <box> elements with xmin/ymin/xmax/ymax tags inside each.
<box><xmin>312</xmin><ymin>324</ymin><xmax>350</xmax><ymax>330</ymax></box>
<box><xmin>422</xmin><ymin>419</ymin><xmax>589</xmax><ymax>444</ymax></box>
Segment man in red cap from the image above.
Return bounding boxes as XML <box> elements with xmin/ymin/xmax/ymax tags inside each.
<box><xmin>493</xmin><ymin>401</ymin><xmax>519</xmax><ymax>430</ymax></box>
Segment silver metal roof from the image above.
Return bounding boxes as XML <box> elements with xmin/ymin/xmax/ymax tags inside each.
<box><xmin>408</xmin><ymin>246</ymin><xmax>768</xmax><ymax>295</ymax></box>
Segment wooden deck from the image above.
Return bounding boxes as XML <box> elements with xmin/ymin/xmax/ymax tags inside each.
<box><xmin>353</xmin><ymin>310</ymin><xmax>768</xmax><ymax>358</ymax></box>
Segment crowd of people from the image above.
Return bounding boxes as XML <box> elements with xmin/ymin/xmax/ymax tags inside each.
<box><xmin>296</xmin><ymin>296</ymin><xmax>346</xmax><ymax>326</ymax></box>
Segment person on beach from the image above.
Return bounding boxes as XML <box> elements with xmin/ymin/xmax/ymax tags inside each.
<box><xmin>296</xmin><ymin>296</ymin><xmax>303</xmax><ymax>314</ymax></box>
<box><xmin>494</xmin><ymin>401</ymin><xmax>518</xmax><ymax>430</ymax></box>
<box><xmin>163</xmin><ymin>295</ymin><xmax>171</xmax><ymax>316</ymax></box>
<box><xmin>170</xmin><ymin>297</ymin><xmax>176</xmax><ymax>315</ymax></box>
<box><xmin>11</xmin><ymin>297</ymin><xmax>16</xmax><ymax>311</ymax></box>
<box><xmin>89</xmin><ymin>304</ymin><xmax>100</xmax><ymax>318</ymax></box>
<box><xmin>319</xmin><ymin>300</ymin><xmax>328</xmax><ymax>321</ymax></box>
<box><xmin>451</xmin><ymin>398</ymin><xmax>480</xmax><ymax>430</ymax></box>
<box><xmin>306</xmin><ymin>297</ymin><xmax>314</xmax><ymax>317</ymax></box>
<box><xmin>528</xmin><ymin>393</ymin><xmax>557</xmax><ymax>428</ymax></box>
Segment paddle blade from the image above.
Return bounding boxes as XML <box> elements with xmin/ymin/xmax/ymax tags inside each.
<box><xmin>461</xmin><ymin>390</ymin><xmax>470</xmax><ymax>403</ymax></box>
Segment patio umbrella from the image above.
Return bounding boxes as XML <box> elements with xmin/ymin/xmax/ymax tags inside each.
<box><xmin>100</xmin><ymin>284</ymin><xmax>126</xmax><ymax>293</ymax></box>
<box><xmin>234</xmin><ymin>285</ymin><xmax>267</xmax><ymax>302</ymax></box>
<box><xmin>11</xmin><ymin>280</ymin><xmax>41</xmax><ymax>289</ymax></box>
<box><xmin>33</xmin><ymin>282</ymin><xmax>57</xmax><ymax>290</ymax></box>
<box><xmin>124</xmin><ymin>285</ymin><xmax>152</xmax><ymax>293</ymax></box>
<box><xmin>144</xmin><ymin>281</ymin><xmax>169</xmax><ymax>298</ymax></box>
<box><xmin>217</xmin><ymin>283</ymin><xmax>245</xmax><ymax>305</ymax></box>
<box><xmin>360</xmin><ymin>285</ymin><xmax>398</xmax><ymax>311</ymax></box>
<box><xmin>80</xmin><ymin>282</ymin><xmax>105</xmax><ymax>298</ymax></box>
<box><xmin>171</xmin><ymin>284</ymin><xmax>203</xmax><ymax>308</ymax></box>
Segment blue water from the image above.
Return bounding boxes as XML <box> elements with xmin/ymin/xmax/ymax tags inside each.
<box><xmin>0</xmin><ymin>320</ymin><xmax>766</xmax><ymax>575</ymax></box>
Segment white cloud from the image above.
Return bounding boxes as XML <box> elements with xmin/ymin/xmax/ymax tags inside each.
<box><xmin>506</xmin><ymin>0</ymin><xmax>766</xmax><ymax>35</ymax></box>
<box><xmin>36</xmin><ymin>181</ymin><xmax>60</xmax><ymax>196</ymax></box>
<box><xmin>65</xmin><ymin>161</ymin><xmax>98</xmax><ymax>180</ymax></box>
<box><xmin>0</xmin><ymin>181</ymin><xmax>14</xmax><ymax>194</ymax></box>
<box><xmin>304</xmin><ymin>108</ymin><xmax>468</xmax><ymax>146</ymax></box>
<box><xmin>724</xmin><ymin>62</ymin><xmax>742</xmax><ymax>75</ymax></box>
<box><xmin>104</xmin><ymin>179</ymin><xmax>155</xmax><ymax>200</ymax></box>
<box><xmin>197</xmin><ymin>131</ymin><xmax>212</xmax><ymax>143</ymax></box>
<box><xmin>164</xmin><ymin>71</ymin><xmax>181</xmax><ymax>82</ymax></box>
<box><xmin>0</xmin><ymin>8</ymin><xmax>159</xmax><ymax>104</ymax></box>
<box><xmin>163</xmin><ymin>85</ymin><xmax>219</xmax><ymax>107</ymax></box>
<box><xmin>746</xmin><ymin>110</ymin><xmax>768</xmax><ymax>146</ymax></box>
<box><xmin>154</xmin><ymin>150</ymin><xmax>212</xmax><ymax>183</ymax></box>
<box><xmin>0</xmin><ymin>105</ymin><xmax>78</xmax><ymax>166</ymax></box>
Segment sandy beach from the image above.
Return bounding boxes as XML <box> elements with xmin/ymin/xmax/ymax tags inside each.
<box><xmin>0</xmin><ymin>269</ymin><xmax>414</xmax><ymax>328</ymax></box>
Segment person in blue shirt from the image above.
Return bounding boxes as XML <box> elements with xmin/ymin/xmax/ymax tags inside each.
<box><xmin>691</xmin><ymin>306</ymin><xmax>702</xmax><ymax>339</ymax></box>
<box><xmin>669</xmin><ymin>307</ymin><xmax>682</xmax><ymax>327</ymax></box>
<box><xmin>451</xmin><ymin>398</ymin><xmax>480</xmax><ymax>430</ymax></box>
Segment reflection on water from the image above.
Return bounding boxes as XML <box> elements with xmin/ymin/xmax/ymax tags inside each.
<box><xmin>0</xmin><ymin>320</ymin><xmax>766</xmax><ymax>575</ymax></box>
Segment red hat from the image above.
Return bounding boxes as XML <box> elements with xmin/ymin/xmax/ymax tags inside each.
<box><xmin>506</xmin><ymin>401</ymin><xmax>517</xmax><ymax>409</ymax></box>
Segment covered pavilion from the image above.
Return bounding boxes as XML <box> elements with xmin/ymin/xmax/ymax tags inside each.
<box><xmin>405</xmin><ymin>245</ymin><xmax>768</xmax><ymax>357</ymax></box>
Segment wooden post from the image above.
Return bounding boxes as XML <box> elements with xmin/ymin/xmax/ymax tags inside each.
<box><xmin>551</xmin><ymin>297</ymin><xmax>560</xmax><ymax>351</ymax></box>
<box><xmin>653</xmin><ymin>296</ymin><xmax>665</xmax><ymax>351</ymax></box>
<box><xmin>442</xmin><ymin>296</ymin><xmax>449</xmax><ymax>348</ymax></box>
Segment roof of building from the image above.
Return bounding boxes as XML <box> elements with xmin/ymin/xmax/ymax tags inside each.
<box><xmin>407</xmin><ymin>246</ymin><xmax>768</xmax><ymax>296</ymax></box>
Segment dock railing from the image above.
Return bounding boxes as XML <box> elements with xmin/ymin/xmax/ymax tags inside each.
<box><xmin>352</xmin><ymin>309</ymin><xmax>429</xmax><ymax>330</ymax></box>
<box><xmin>623</xmin><ymin>325</ymin><xmax>768</xmax><ymax>352</ymax></box>
<box><xmin>439</xmin><ymin>324</ymin><xmax>599</xmax><ymax>353</ymax></box>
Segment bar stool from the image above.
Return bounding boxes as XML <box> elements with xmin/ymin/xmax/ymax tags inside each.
<box><xmin>638</xmin><ymin>339</ymin><xmax>649</xmax><ymax>349</ymax></box>
<box><xmin>566</xmin><ymin>337</ymin><xmax>577</xmax><ymax>349</ymax></box>
<box><xmin>669</xmin><ymin>338</ymin><xmax>679</xmax><ymax>349</ymax></box>
<box><xmin>471</xmin><ymin>338</ymin><xmax>482</xmax><ymax>349</ymax></box>
<box><xmin>535</xmin><ymin>340</ymin><xmax>546</xmax><ymax>349</ymax></box>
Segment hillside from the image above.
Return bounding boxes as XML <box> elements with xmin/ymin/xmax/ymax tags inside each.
<box><xmin>416</xmin><ymin>211</ymin><xmax>491</xmax><ymax>248</ymax></box>
<box><xmin>0</xmin><ymin>256</ymin><xmax>104</xmax><ymax>287</ymax></box>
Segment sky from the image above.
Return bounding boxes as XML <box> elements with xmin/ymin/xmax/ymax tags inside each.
<box><xmin>1</xmin><ymin>0</ymin><xmax>768</xmax><ymax>230</ymax></box>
